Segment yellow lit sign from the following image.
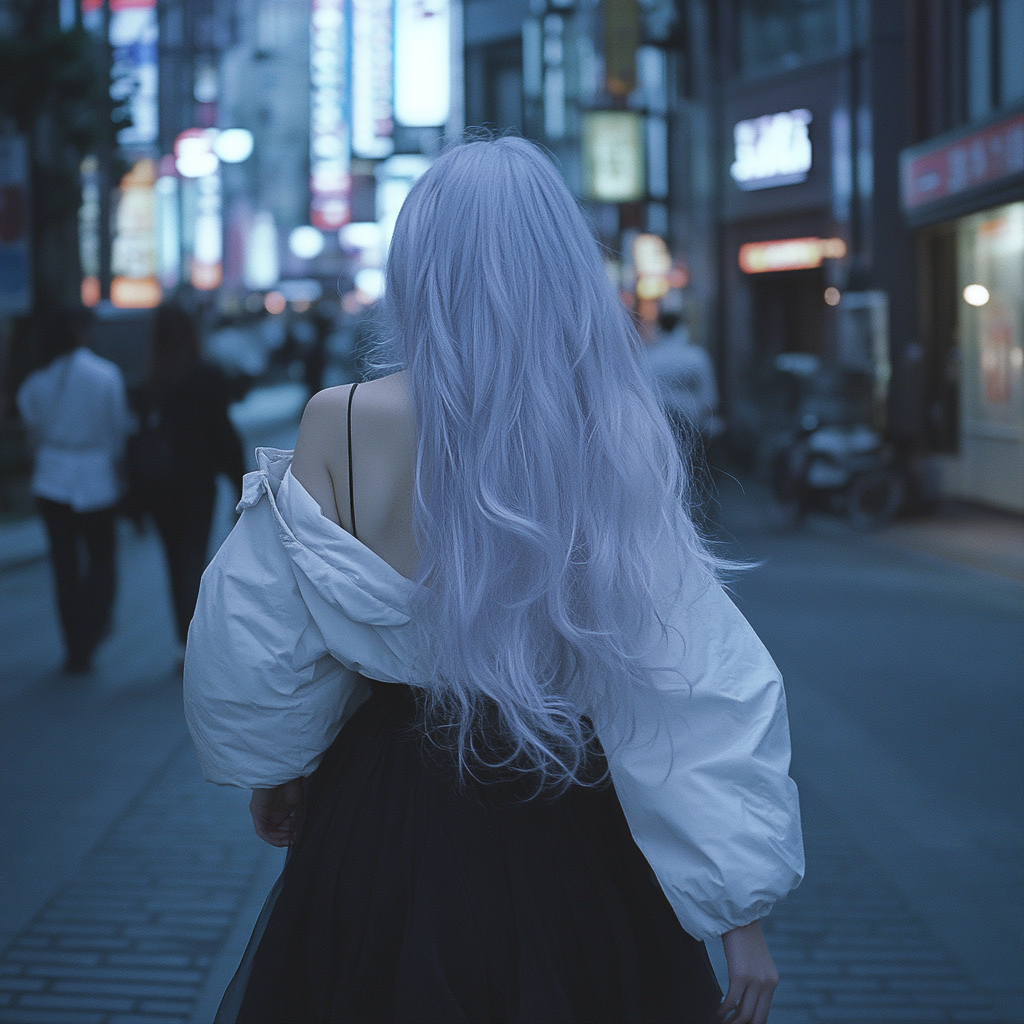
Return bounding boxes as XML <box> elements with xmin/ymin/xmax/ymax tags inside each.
<box><xmin>582</xmin><ymin>111</ymin><xmax>645</xmax><ymax>203</ymax></box>
<box><xmin>738</xmin><ymin>236</ymin><xmax>847</xmax><ymax>273</ymax></box>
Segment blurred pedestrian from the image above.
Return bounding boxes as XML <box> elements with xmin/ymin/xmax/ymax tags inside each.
<box><xmin>647</xmin><ymin>304</ymin><xmax>721</xmax><ymax>446</ymax></box>
<box><xmin>16</xmin><ymin>305</ymin><xmax>131</xmax><ymax>673</ymax></box>
<box><xmin>128</xmin><ymin>301</ymin><xmax>245</xmax><ymax>656</ymax></box>
<box><xmin>186</xmin><ymin>139</ymin><xmax>801</xmax><ymax>1024</ymax></box>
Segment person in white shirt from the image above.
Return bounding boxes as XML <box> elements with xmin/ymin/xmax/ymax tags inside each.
<box><xmin>646</xmin><ymin>306</ymin><xmax>721</xmax><ymax>444</ymax></box>
<box><xmin>186</xmin><ymin>139</ymin><xmax>801</xmax><ymax>1024</ymax></box>
<box><xmin>17</xmin><ymin>306</ymin><xmax>131</xmax><ymax>673</ymax></box>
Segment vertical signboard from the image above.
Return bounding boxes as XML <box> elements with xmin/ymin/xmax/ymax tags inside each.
<box><xmin>310</xmin><ymin>0</ymin><xmax>351</xmax><ymax>230</ymax></box>
<box><xmin>394</xmin><ymin>0</ymin><xmax>450</xmax><ymax>128</ymax></box>
<box><xmin>351</xmin><ymin>0</ymin><xmax>394</xmax><ymax>159</ymax></box>
<box><xmin>582</xmin><ymin>111</ymin><xmax>645</xmax><ymax>203</ymax></box>
<box><xmin>0</xmin><ymin>135</ymin><xmax>31</xmax><ymax>314</ymax></box>
<box><xmin>155</xmin><ymin>155</ymin><xmax>180</xmax><ymax>291</ymax></box>
<box><xmin>192</xmin><ymin>168</ymin><xmax>222</xmax><ymax>290</ymax></box>
<box><xmin>110</xmin><ymin>158</ymin><xmax>160</xmax><ymax>307</ymax></box>
<box><xmin>81</xmin><ymin>0</ymin><xmax>161</xmax><ymax>307</ymax></box>
<box><xmin>79</xmin><ymin>156</ymin><xmax>101</xmax><ymax>305</ymax></box>
<box><xmin>109</xmin><ymin>0</ymin><xmax>159</xmax><ymax>148</ymax></box>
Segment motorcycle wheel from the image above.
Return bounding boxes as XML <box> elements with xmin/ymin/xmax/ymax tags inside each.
<box><xmin>847</xmin><ymin>469</ymin><xmax>905</xmax><ymax>531</ymax></box>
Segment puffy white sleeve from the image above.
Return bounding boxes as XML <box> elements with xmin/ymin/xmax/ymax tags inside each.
<box><xmin>594</xmin><ymin>564</ymin><xmax>804</xmax><ymax>941</ymax></box>
<box><xmin>183</xmin><ymin>457</ymin><xmax>370</xmax><ymax>789</ymax></box>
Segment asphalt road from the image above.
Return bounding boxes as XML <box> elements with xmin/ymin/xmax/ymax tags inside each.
<box><xmin>706</xmin><ymin>472</ymin><xmax>1023</xmax><ymax>1022</ymax></box>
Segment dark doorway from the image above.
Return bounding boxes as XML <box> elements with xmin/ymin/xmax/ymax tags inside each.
<box><xmin>749</xmin><ymin>267</ymin><xmax>828</xmax><ymax>364</ymax></box>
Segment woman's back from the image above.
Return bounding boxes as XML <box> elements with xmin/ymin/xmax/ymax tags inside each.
<box><xmin>290</xmin><ymin>372</ymin><xmax>418</xmax><ymax>579</ymax></box>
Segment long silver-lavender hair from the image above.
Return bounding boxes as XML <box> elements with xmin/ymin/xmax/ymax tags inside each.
<box><xmin>380</xmin><ymin>136</ymin><xmax>720</xmax><ymax>790</ymax></box>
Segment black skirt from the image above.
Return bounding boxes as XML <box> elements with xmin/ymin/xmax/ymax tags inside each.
<box><xmin>223</xmin><ymin>682</ymin><xmax>723</xmax><ymax>1024</ymax></box>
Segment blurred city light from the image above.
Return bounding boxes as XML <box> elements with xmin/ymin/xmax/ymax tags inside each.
<box><xmin>633</xmin><ymin>234</ymin><xmax>672</xmax><ymax>301</ymax></box>
<box><xmin>355</xmin><ymin>267</ymin><xmax>385</xmax><ymax>300</ymax></box>
<box><xmin>264</xmin><ymin>291</ymin><xmax>287</xmax><ymax>314</ymax></box>
<box><xmin>191</xmin><ymin>168</ymin><xmax>223</xmax><ymax>290</ymax></box>
<box><xmin>155</xmin><ymin>164</ymin><xmax>180</xmax><ymax>290</ymax></box>
<box><xmin>110</xmin><ymin>159</ymin><xmax>161</xmax><ymax>309</ymax></box>
<box><xmin>108</xmin><ymin>0</ymin><xmax>159</xmax><ymax>147</ymax></box>
<box><xmin>289</xmin><ymin>226</ymin><xmax>326</xmax><ymax>260</ymax></box>
<box><xmin>214</xmin><ymin>129</ymin><xmax>255</xmax><ymax>164</ymax></box>
<box><xmin>824</xmin><ymin>287</ymin><xmax>841</xmax><ymax>306</ymax></box>
<box><xmin>175</xmin><ymin>130</ymin><xmax>218</xmax><ymax>178</ymax></box>
<box><xmin>582</xmin><ymin>111</ymin><xmax>645</xmax><ymax>203</ymax></box>
<box><xmin>339</xmin><ymin>221</ymin><xmax>384</xmax><ymax>253</ymax></box>
<box><xmin>351</xmin><ymin>0</ymin><xmax>395</xmax><ymax>158</ymax></box>
<box><xmin>963</xmin><ymin>283</ymin><xmax>991</xmax><ymax>306</ymax></box>
<box><xmin>310</xmin><ymin>0</ymin><xmax>352</xmax><ymax>230</ymax></box>
<box><xmin>394</xmin><ymin>0</ymin><xmax>451</xmax><ymax>128</ymax></box>
<box><xmin>739</xmin><ymin>237</ymin><xmax>848</xmax><ymax>273</ymax></box>
<box><xmin>244</xmin><ymin>212</ymin><xmax>280</xmax><ymax>291</ymax></box>
<box><xmin>730</xmin><ymin>108</ymin><xmax>813</xmax><ymax>190</ymax></box>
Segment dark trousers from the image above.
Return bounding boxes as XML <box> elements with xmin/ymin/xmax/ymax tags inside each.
<box><xmin>151</xmin><ymin>491</ymin><xmax>215</xmax><ymax>644</ymax></box>
<box><xmin>37</xmin><ymin>498</ymin><xmax>117</xmax><ymax>668</ymax></box>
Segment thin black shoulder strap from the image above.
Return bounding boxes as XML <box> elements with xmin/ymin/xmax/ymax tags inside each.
<box><xmin>347</xmin><ymin>382</ymin><xmax>358</xmax><ymax>539</ymax></box>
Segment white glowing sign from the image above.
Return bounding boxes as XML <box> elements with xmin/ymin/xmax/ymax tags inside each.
<box><xmin>192</xmin><ymin>169</ymin><xmax>222</xmax><ymax>291</ymax></box>
<box><xmin>394</xmin><ymin>0</ymin><xmax>451</xmax><ymax>128</ymax></box>
<box><xmin>352</xmin><ymin>0</ymin><xmax>394</xmax><ymax>158</ymax></box>
<box><xmin>730</xmin><ymin>108</ymin><xmax>812</xmax><ymax>191</ymax></box>
<box><xmin>244</xmin><ymin>210</ymin><xmax>279</xmax><ymax>291</ymax></box>
<box><xmin>310</xmin><ymin>0</ymin><xmax>351</xmax><ymax>230</ymax></box>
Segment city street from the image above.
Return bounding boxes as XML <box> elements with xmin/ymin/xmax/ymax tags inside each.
<box><xmin>1</xmin><ymin>458</ymin><xmax>1021</xmax><ymax>1024</ymax></box>
<box><xmin>708</xmin><ymin>474</ymin><xmax>1023</xmax><ymax>1023</ymax></box>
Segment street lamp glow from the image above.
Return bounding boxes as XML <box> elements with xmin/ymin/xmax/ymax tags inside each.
<box><xmin>214</xmin><ymin>128</ymin><xmax>254</xmax><ymax>163</ymax></box>
<box><xmin>355</xmin><ymin>268</ymin><xmax>384</xmax><ymax>300</ymax></box>
<box><xmin>174</xmin><ymin>130</ymin><xmax>218</xmax><ymax>178</ymax></box>
<box><xmin>963</xmin><ymin>284</ymin><xmax>990</xmax><ymax>306</ymax></box>
<box><xmin>339</xmin><ymin>222</ymin><xmax>384</xmax><ymax>250</ymax></box>
<box><xmin>289</xmin><ymin>225</ymin><xmax>325</xmax><ymax>259</ymax></box>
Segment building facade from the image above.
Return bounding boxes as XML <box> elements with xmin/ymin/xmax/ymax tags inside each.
<box><xmin>902</xmin><ymin>0</ymin><xmax>1024</xmax><ymax>513</ymax></box>
<box><xmin>671</xmin><ymin>1</ymin><xmax>925</xmax><ymax>470</ymax></box>
<box><xmin>464</xmin><ymin>0</ymin><xmax>1022</xmax><ymax>513</ymax></box>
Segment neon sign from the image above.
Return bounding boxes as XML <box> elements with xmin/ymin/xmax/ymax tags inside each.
<box><xmin>738</xmin><ymin>236</ymin><xmax>847</xmax><ymax>274</ymax></box>
<box><xmin>352</xmin><ymin>0</ymin><xmax>394</xmax><ymax>158</ymax></box>
<box><xmin>731</xmin><ymin>109</ymin><xmax>812</xmax><ymax>191</ymax></box>
<box><xmin>310</xmin><ymin>0</ymin><xmax>351</xmax><ymax>230</ymax></box>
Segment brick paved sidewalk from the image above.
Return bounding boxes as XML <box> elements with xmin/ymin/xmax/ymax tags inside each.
<box><xmin>0</xmin><ymin>739</ymin><xmax>279</xmax><ymax>1024</ymax></box>
<box><xmin>2</xmin><ymin>753</ymin><xmax>1011</xmax><ymax>1024</ymax></box>
<box><xmin>764</xmin><ymin>789</ymin><xmax>1007</xmax><ymax>1024</ymax></box>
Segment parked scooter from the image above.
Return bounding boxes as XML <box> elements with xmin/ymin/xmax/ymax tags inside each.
<box><xmin>772</xmin><ymin>413</ymin><xmax>905</xmax><ymax>530</ymax></box>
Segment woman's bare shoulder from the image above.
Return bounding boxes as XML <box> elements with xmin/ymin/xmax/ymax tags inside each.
<box><xmin>292</xmin><ymin>373</ymin><xmax>414</xmax><ymax>534</ymax></box>
<box><xmin>302</xmin><ymin>372</ymin><xmax>412</xmax><ymax>429</ymax></box>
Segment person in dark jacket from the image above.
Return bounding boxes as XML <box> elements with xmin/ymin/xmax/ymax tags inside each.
<box><xmin>130</xmin><ymin>301</ymin><xmax>245</xmax><ymax>651</ymax></box>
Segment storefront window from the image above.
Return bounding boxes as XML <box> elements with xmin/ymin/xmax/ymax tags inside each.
<box><xmin>737</xmin><ymin>0</ymin><xmax>842</xmax><ymax>78</ymax></box>
<box><xmin>957</xmin><ymin>202</ymin><xmax>1024</xmax><ymax>440</ymax></box>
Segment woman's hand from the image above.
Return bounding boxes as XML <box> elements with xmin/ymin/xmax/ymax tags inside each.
<box><xmin>717</xmin><ymin>919</ymin><xmax>779</xmax><ymax>1024</ymax></box>
<box><xmin>249</xmin><ymin>779</ymin><xmax>305</xmax><ymax>847</ymax></box>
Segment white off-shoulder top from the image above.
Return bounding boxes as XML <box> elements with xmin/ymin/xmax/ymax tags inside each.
<box><xmin>184</xmin><ymin>447</ymin><xmax>804</xmax><ymax>940</ymax></box>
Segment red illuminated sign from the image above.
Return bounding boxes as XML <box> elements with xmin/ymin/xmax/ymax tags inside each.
<box><xmin>902</xmin><ymin>111</ymin><xmax>1024</xmax><ymax>212</ymax></box>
